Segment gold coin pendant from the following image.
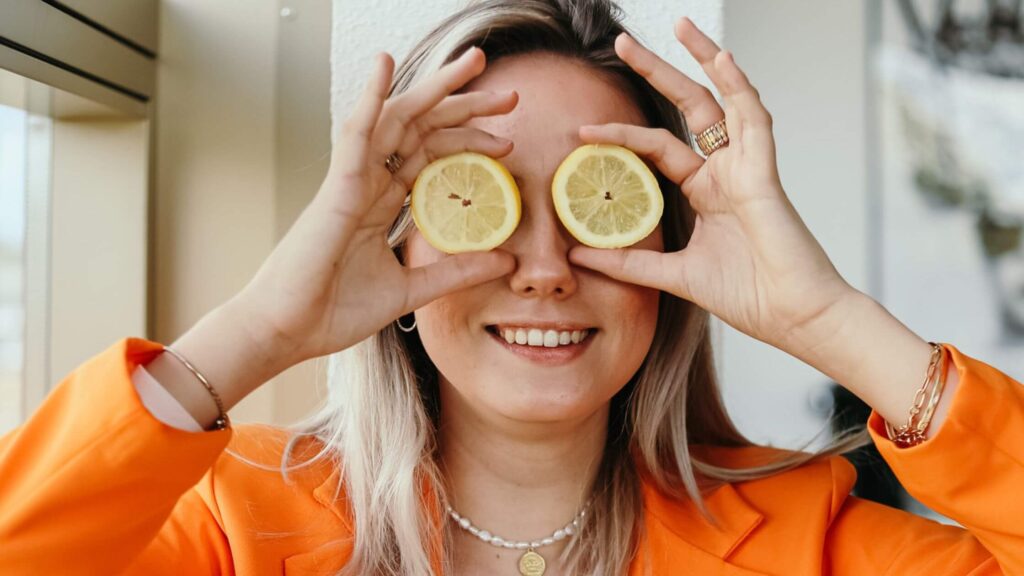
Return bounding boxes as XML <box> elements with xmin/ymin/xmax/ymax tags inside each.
<box><xmin>518</xmin><ymin>549</ymin><xmax>546</xmax><ymax>576</ymax></box>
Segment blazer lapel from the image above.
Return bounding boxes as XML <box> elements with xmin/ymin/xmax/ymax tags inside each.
<box><xmin>283</xmin><ymin>540</ymin><xmax>352</xmax><ymax>576</ymax></box>
<box><xmin>279</xmin><ymin>468</ymin><xmax>353</xmax><ymax>575</ymax></box>
<box><xmin>304</xmin><ymin>467</ymin><xmax>445</xmax><ymax>575</ymax></box>
<box><xmin>634</xmin><ymin>471</ymin><xmax>769</xmax><ymax>575</ymax></box>
<box><xmin>304</xmin><ymin>452</ymin><xmax>770</xmax><ymax>575</ymax></box>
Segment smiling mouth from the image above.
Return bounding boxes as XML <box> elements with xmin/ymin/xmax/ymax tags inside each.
<box><xmin>485</xmin><ymin>325</ymin><xmax>596</xmax><ymax>348</ymax></box>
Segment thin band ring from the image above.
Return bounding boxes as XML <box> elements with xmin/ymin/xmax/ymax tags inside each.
<box><xmin>693</xmin><ymin>119</ymin><xmax>729</xmax><ymax>156</ymax></box>
<box><xmin>385</xmin><ymin>151</ymin><xmax>405</xmax><ymax>175</ymax></box>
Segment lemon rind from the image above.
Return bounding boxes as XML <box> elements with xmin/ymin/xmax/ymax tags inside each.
<box><xmin>551</xmin><ymin>144</ymin><xmax>663</xmax><ymax>249</ymax></box>
<box><xmin>410</xmin><ymin>152</ymin><xmax>521</xmax><ymax>254</ymax></box>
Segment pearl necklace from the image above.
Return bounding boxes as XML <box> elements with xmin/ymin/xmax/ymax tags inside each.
<box><xmin>445</xmin><ymin>500</ymin><xmax>591</xmax><ymax>576</ymax></box>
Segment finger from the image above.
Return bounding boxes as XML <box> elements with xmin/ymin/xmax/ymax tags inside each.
<box><xmin>393</xmin><ymin>127</ymin><xmax>513</xmax><ymax>187</ymax></box>
<box><xmin>333</xmin><ymin>52</ymin><xmax>394</xmax><ymax>177</ymax></box>
<box><xmin>568</xmin><ymin>246</ymin><xmax>685</xmax><ymax>297</ymax></box>
<box><xmin>714</xmin><ymin>50</ymin><xmax>773</xmax><ymax>132</ymax></box>
<box><xmin>375</xmin><ymin>47</ymin><xmax>487</xmax><ymax>155</ymax></box>
<box><xmin>419</xmin><ymin>90</ymin><xmax>518</xmax><ymax>131</ymax></box>
<box><xmin>403</xmin><ymin>250</ymin><xmax>516</xmax><ymax>312</ymax></box>
<box><xmin>673</xmin><ymin>17</ymin><xmax>731</xmax><ymax>99</ymax></box>
<box><xmin>614</xmin><ymin>32</ymin><xmax>723</xmax><ymax>133</ymax></box>
<box><xmin>578</xmin><ymin>123</ymin><xmax>703</xmax><ymax>187</ymax></box>
<box><xmin>391</xmin><ymin>89</ymin><xmax>517</xmax><ymax>162</ymax></box>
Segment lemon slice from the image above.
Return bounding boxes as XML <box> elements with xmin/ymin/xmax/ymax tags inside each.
<box><xmin>552</xmin><ymin>144</ymin><xmax>663</xmax><ymax>248</ymax></box>
<box><xmin>410</xmin><ymin>152</ymin><xmax>521</xmax><ymax>254</ymax></box>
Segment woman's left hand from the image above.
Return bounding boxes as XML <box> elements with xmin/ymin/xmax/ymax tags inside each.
<box><xmin>569</xmin><ymin>17</ymin><xmax>858</xmax><ymax>352</ymax></box>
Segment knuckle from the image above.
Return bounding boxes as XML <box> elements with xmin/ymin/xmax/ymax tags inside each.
<box><xmin>410</xmin><ymin>118</ymin><xmax>429</xmax><ymax>140</ymax></box>
<box><xmin>383</xmin><ymin>99</ymin><xmax>409</xmax><ymax>128</ymax></box>
<box><xmin>421</xmin><ymin>145</ymin><xmax>438</xmax><ymax>163</ymax></box>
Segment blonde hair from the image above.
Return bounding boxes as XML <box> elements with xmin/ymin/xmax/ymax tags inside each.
<box><xmin>232</xmin><ymin>1</ymin><xmax>871</xmax><ymax>574</ymax></box>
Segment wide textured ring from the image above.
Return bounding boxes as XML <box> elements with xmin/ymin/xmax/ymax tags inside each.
<box><xmin>693</xmin><ymin>119</ymin><xmax>729</xmax><ymax>156</ymax></box>
<box><xmin>384</xmin><ymin>151</ymin><xmax>405</xmax><ymax>175</ymax></box>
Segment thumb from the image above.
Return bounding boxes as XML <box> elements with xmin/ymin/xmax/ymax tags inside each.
<box><xmin>568</xmin><ymin>246</ymin><xmax>682</xmax><ymax>296</ymax></box>
<box><xmin>404</xmin><ymin>250</ymin><xmax>516</xmax><ymax>311</ymax></box>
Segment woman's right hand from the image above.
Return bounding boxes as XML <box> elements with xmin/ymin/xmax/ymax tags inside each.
<box><xmin>231</xmin><ymin>47</ymin><xmax>517</xmax><ymax>369</ymax></box>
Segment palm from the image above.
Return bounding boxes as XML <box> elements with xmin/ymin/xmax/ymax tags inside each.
<box><xmin>569</xmin><ymin>22</ymin><xmax>856</xmax><ymax>351</ymax></box>
<box><xmin>667</xmin><ymin>142</ymin><xmax>848</xmax><ymax>346</ymax></box>
<box><xmin>223</xmin><ymin>47</ymin><xmax>522</xmax><ymax>370</ymax></box>
<box><xmin>314</xmin><ymin>224</ymin><xmax>409</xmax><ymax>351</ymax></box>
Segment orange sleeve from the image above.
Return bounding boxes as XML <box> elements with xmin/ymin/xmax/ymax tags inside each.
<box><xmin>828</xmin><ymin>343</ymin><xmax>1024</xmax><ymax>575</ymax></box>
<box><xmin>0</xmin><ymin>338</ymin><xmax>234</xmax><ymax>575</ymax></box>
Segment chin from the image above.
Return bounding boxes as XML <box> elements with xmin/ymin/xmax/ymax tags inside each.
<box><xmin>483</xmin><ymin>378</ymin><xmax>612</xmax><ymax>424</ymax></box>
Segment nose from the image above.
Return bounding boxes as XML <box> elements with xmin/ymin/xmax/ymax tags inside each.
<box><xmin>506</xmin><ymin>201</ymin><xmax>579</xmax><ymax>299</ymax></box>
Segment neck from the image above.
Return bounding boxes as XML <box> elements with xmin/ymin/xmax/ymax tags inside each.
<box><xmin>437</xmin><ymin>380</ymin><xmax>608</xmax><ymax>566</ymax></box>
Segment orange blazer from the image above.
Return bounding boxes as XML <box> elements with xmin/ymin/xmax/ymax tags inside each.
<box><xmin>1</xmin><ymin>337</ymin><xmax>1022</xmax><ymax>575</ymax></box>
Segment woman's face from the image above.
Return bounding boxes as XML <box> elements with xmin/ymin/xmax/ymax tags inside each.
<box><xmin>405</xmin><ymin>52</ymin><xmax>663</xmax><ymax>425</ymax></box>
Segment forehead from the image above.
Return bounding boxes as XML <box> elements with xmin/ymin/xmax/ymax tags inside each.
<box><xmin>462</xmin><ymin>53</ymin><xmax>647</xmax><ymax>176</ymax></box>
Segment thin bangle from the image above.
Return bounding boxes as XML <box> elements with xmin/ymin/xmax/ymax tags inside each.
<box><xmin>161</xmin><ymin>346</ymin><xmax>231</xmax><ymax>431</ymax></box>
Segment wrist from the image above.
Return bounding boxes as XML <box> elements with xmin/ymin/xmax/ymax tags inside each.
<box><xmin>781</xmin><ymin>291</ymin><xmax>936</xmax><ymax>424</ymax></box>
<box><xmin>774</xmin><ymin>285</ymin><xmax>868</xmax><ymax>369</ymax></box>
<box><xmin>167</xmin><ymin>300</ymin><xmax>292</xmax><ymax>415</ymax></box>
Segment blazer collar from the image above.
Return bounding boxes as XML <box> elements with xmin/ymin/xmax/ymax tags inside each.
<box><xmin>311</xmin><ymin>467</ymin><xmax>445</xmax><ymax>574</ymax></box>
<box><xmin>640</xmin><ymin>470</ymin><xmax>764</xmax><ymax>560</ymax></box>
<box><xmin>312</xmin><ymin>467</ymin><xmax>350</xmax><ymax>527</ymax></box>
<box><xmin>309</xmin><ymin>447</ymin><xmax>768</xmax><ymax>569</ymax></box>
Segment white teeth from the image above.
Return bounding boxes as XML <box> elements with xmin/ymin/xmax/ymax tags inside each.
<box><xmin>495</xmin><ymin>327</ymin><xmax>591</xmax><ymax>348</ymax></box>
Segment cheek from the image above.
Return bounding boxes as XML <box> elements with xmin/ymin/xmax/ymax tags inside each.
<box><xmin>594</xmin><ymin>277</ymin><xmax>660</xmax><ymax>378</ymax></box>
<box><xmin>417</xmin><ymin>296</ymin><xmax>462</xmax><ymax>344</ymax></box>
<box><xmin>621</xmin><ymin>285</ymin><xmax>661</xmax><ymax>346</ymax></box>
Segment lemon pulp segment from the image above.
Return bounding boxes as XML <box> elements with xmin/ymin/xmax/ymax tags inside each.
<box><xmin>411</xmin><ymin>152</ymin><xmax>521</xmax><ymax>253</ymax></box>
<box><xmin>552</xmin><ymin>144</ymin><xmax>662</xmax><ymax>249</ymax></box>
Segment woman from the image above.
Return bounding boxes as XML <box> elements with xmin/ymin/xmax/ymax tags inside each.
<box><xmin>1</xmin><ymin>1</ymin><xmax>1021</xmax><ymax>574</ymax></box>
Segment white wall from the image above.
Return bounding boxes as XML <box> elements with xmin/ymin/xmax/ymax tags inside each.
<box><xmin>330</xmin><ymin>0</ymin><xmax>724</xmax><ymax>141</ymax></box>
<box><xmin>155</xmin><ymin>0</ymin><xmax>280</xmax><ymax>423</ymax></box>
<box><xmin>719</xmin><ymin>1</ymin><xmax>871</xmax><ymax>448</ymax></box>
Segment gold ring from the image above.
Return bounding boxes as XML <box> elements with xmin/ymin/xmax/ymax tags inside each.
<box><xmin>694</xmin><ymin>119</ymin><xmax>729</xmax><ymax>156</ymax></box>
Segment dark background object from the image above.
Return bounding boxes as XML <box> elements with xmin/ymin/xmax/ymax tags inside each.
<box><xmin>830</xmin><ymin>384</ymin><xmax>906</xmax><ymax>509</ymax></box>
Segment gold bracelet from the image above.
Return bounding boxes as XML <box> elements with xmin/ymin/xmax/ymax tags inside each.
<box><xmin>884</xmin><ymin>342</ymin><xmax>946</xmax><ymax>448</ymax></box>
<box><xmin>161</xmin><ymin>346</ymin><xmax>231</xmax><ymax>431</ymax></box>
<box><xmin>915</xmin><ymin>346</ymin><xmax>948</xmax><ymax>436</ymax></box>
